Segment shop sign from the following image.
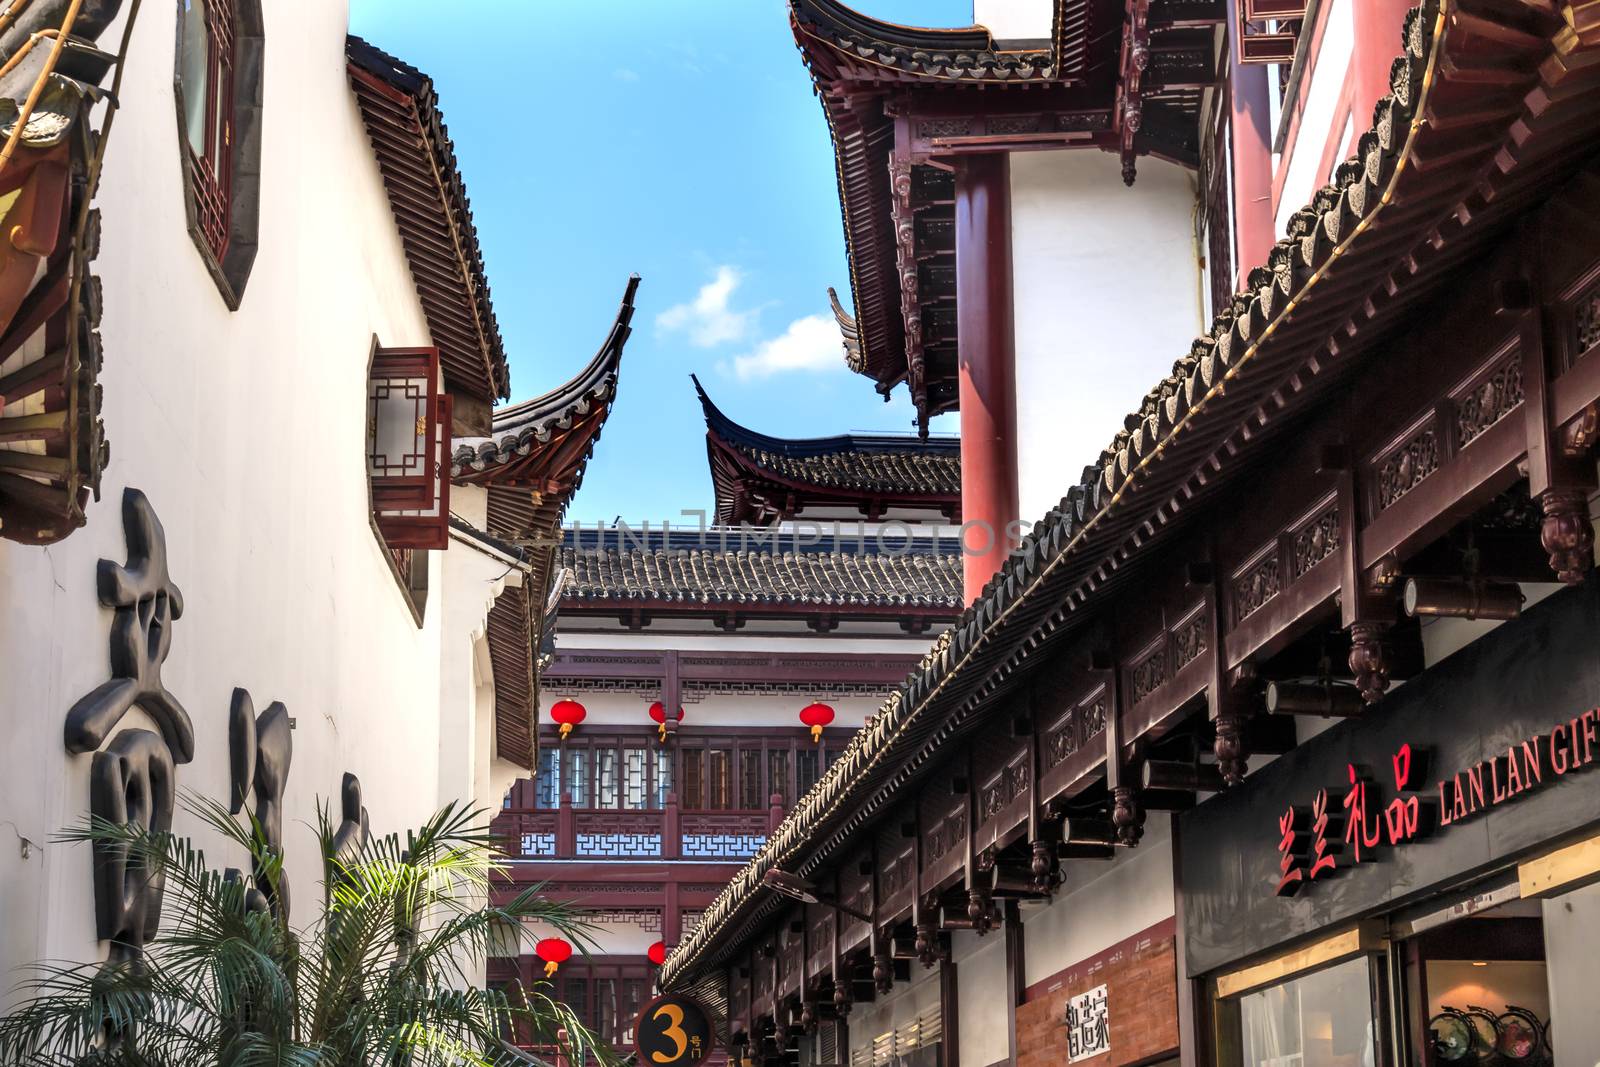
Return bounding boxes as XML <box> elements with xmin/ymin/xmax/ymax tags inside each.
<box><xmin>1273</xmin><ymin>708</ymin><xmax>1600</xmax><ymax>897</ymax></box>
<box><xmin>1065</xmin><ymin>984</ymin><xmax>1110</xmax><ymax>1061</ymax></box>
<box><xmin>634</xmin><ymin>992</ymin><xmax>714</xmax><ymax>1066</ymax></box>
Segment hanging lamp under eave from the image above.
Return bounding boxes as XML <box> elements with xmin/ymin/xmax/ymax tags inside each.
<box><xmin>549</xmin><ymin>699</ymin><xmax>586</xmax><ymax>740</ymax></box>
<box><xmin>799</xmin><ymin>702</ymin><xmax>835</xmax><ymax>743</ymax></box>
<box><xmin>648</xmin><ymin>700</ymin><xmax>684</xmax><ymax>742</ymax></box>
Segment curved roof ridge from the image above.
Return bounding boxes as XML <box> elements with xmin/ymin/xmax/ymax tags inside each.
<box><xmin>693</xmin><ymin>374</ymin><xmax>957</xmax><ymax>458</ymax></box>
<box><xmin>792</xmin><ymin>0</ymin><xmax>997</xmax><ymax>52</ymax></box>
<box><xmin>828</xmin><ymin>286</ymin><xmax>866</xmax><ymax>374</ymax></box>
<box><xmin>490</xmin><ymin>275</ymin><xmax>641</xmax><ymax>435</ymax></box>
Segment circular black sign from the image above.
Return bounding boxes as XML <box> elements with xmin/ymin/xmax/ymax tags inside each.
<box><xmin>633</xmin><ymin>992</ymin><xmax>714</xmax><ymax>1066</ymax></box>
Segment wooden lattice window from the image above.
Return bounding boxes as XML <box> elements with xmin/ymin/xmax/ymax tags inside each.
<box><xmin>367</xmin><ymin>345</ymin><xmax>450</xmax><ymax>625</ymax></box>
<box><xmin>174</xmin><ymin>0</ymin><xmax>262</xmax><ymax>307</ymax></box>
<box><xmin>177</xmin><ymin>0</ymin><xmax>236</xmax><ymax>259</ymax></box>
<box><xmin>368</xmin><ymin>345</ymin><xmax>452</xmax><ymax>551</ymax></box>
<box><xmin>739</xmin><ymin>749</ymin><xmax>762</xmax><ymax>809</ymax></box>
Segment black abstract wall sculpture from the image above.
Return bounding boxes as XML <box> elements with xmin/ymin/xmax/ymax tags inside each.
<box><xmin>89</xmin><ymin>729</ymin><xmax>175</xmax><ymax>965</ymax></box>
<box><xmin>65</xmin><ymin>488</ymin><xmax>194</xmax><ymax>763</ymax></box>
<box><xmin>325</xmin><ymin>773</ymin><xmax>372</xmax><ymax>910</ymax></box>
<box><xmin>331</xmin><ymin>773</ymin><xmax>371</xmax><ymax>862</ymax></box>
<box><xmin>64</xmin><ymin>489</ymin><xmax>191</xmax><ymax>972</ymax></box>
<box><xmin>227</xmin><ymin>687</ymin><xmax>293</xmax><ymax>918</ymax></box>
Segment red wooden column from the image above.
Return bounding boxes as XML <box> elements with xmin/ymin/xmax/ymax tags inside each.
<box><xmin>1350</xmin><ymin>1</ymin><xmax>1417</xmax><ymax>130</ymax></box>
<box><xmin>954</xmin><ymin>153</ymin><xmax>1019</xmax><ymax>604</ymax></box>
<box><xmin>1228</xmin><ymin>29</ymin><xmax>1275</xmax><ymax>284</ymax></box>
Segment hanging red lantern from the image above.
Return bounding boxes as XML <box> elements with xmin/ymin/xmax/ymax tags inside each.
<box><xmin>549</xmin><ymin>699</ymin><xmax>586</xmax><ymax>740</ymax></box>
<box><xmin>647</xmin><ymin>940</ymin><xmax>668</xmax><ymax>966</ymax></box>
<box><xmin>534</xmin><ymin>936</ymin><xmax>573</xmax><ymax>978</ymax></box>
<box><xmin>648</xmin><ymin>700</ymin><xmax>684</xmax><ymax>742</ymax></box>
<box><xmin>799</xmin><ymin>702</ymin><xmax>835</xmax><ymax>743</ymax></box>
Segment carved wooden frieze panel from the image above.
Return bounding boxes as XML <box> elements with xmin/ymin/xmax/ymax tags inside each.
<box><xmin>921</xmin><ymin>792</ymin><xmax>968</xmax><ymax>892</ymax></box>
<box><xmin>1571</xmin><ymin>276</ymin><xmax>1600</xmax><ymax>362</ymax></box>
<box><xmin>1372</xmin><ymin>415</ymin><xmax>1442</xmax><ymax>512</ymax></box>
<box><xmin>1289</xmin><ymin>501</ymin><xmax>1341</xmax><ymax>581</ymax></box>
<box><xmin>1452</xmin><ymin>345</ymin><xmax>1524</xmax><ymax>448</ymax></box>
<box><xmin>1172</xmin><ymin>607</ymin><xmax>1208</xmax><ymax>671</ymax></box>
<box><xmin>1128</xmin><ymin>639</ymin><xmax>1167</xmax><ymax>706</ymax></box>
<box><xmin>1231</xmin><ymin>546</ymin><xmax>1282</xmax><ymax>623</ymax></box>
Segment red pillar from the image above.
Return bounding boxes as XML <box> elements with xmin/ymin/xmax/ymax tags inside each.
<box><xmin>1228</xmin><ymin>32</ymin><xmax>1276</xmax><ymax>285</ymax></box>
<box><xmin>954</xmin><ymin>153</ymin><xmax>1019</xmax><ymax>605</ymax></box>
<box><xmin>1350</xmin><ymin>1</ymin><xmax>1417</xmax><ymax>128</ymax></box>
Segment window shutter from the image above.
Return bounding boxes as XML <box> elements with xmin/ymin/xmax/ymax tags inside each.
<box><xmin>368</xmin><ymin>346</ymin><xmax>451</xmax><ymax>550</ymax></box>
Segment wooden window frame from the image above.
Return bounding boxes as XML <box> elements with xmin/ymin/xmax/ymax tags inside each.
<box><xmin>173</xmin><ymin>0</ymin><xmax>263</xmax><ymax>309</ymax></box>
<box><xmin>532</xmin><ymin>725</ymin><xmax>845</xmax><ymax>813</ymax></box>
<box><xmin>367</xmin><ymin>341</ymin><xmax>452</xmax><ymax>626</ymax></box>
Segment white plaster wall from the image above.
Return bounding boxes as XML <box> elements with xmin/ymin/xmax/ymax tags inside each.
<box><xmin>1543</xmin><ymin>881</ymin><xmax>1600</xmax><ymax>1064</ymax></box>
<box><xmin>0</xmin><ymin>0</ymin><xmax>496</xmax><ymax>995</ymax></box>
<box><xmin>952</xmin><ymin>930</ymin><xmax>1009</xmax><ymax>1067</ymax></box>
<box><xmin>974</xmin><ymin>0</ymin><xmax>1053</xmax><ymax>41</ymax></box>
<box><xmin>438</xmin><ymin>537</ymin><xmax>523</xmax><ymax>814</ymax></box>
<box><xmin>1021</xmin><ymin>818</ymin><xmax>1175</xmax><ymax>985</ymax></box>
<box><xmin>522</xmin><ymin>917</ymin><xmax>659</xmax><ymax>960</ymax></box>
<box><xmin>1009</xmin><ymin>151</ymin><xmax>1203</xmax><ymax>523</ymax></box>
<box><xmin>1273</xmin><ymin>0</ymin><xmax>1356</xmax><ymax>236</ymax></box>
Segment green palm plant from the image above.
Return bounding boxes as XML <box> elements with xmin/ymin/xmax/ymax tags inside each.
<box><xmin>0</xmin><ymin>793</ymin><xmax>623</xmax><ymax>1067</ymax></box>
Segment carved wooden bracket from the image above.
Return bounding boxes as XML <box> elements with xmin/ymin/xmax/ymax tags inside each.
<box><xmin>1348</xmin><ymin>621</ymin><xmax>1392</xmax><ymax>704</ymax></box>
<box><xmin>1111</xmin><ymin>785</ymin><xmax>1145</xmax><ymax>847</ymax></box>
<box><xmin>1538</xmin><ymin>487</ymin><xmax>1594</xmax><ymax>585</ymax></box>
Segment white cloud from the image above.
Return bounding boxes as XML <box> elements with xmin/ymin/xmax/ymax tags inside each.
<box><xmin>655</xmin><ymin>265</ymin><xmax>758</xmax><ymax>348</ymax></box>
<box><xmin>730</xmin><ymin>314</ymin><xmax>841</xmax><ymax>380</ymax></box>
<box><xmin>613</xmin><ymin>67</ymin><xmax>640</xmax><ymax>82</ymax></box>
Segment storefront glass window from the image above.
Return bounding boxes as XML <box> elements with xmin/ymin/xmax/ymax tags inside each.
<box><xmin>1238</xmin><ymin>957</ymin><xmax>1377</xmax><ymax>1067</ymax></box>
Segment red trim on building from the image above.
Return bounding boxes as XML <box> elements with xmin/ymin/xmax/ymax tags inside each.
<box><xmin>1023</xmin><ymin>916</ymin><xmax>1178</xmax><ymax>1002</ymax></box>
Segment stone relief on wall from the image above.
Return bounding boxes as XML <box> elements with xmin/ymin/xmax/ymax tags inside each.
<box><xmin>64</xmin><ymin>488</ymin><xmax>194</xmax><ymax>763</ymax></box>
<box><xmin>88</xmin><ymin>728</ymin><xmax>174</xmax><ymax>965</ymax></box>
<box><xmin>228</xmin><ymin>687</ymin><xmax>294</xmax><ymax>918</ymax></box>
<box><xmin>62</xmin><ymin>488</ymin><xmax>370</xmax><ymax>969</ymax></box>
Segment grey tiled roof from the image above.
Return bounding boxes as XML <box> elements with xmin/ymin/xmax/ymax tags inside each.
<box><xmin>557</xmin><ymin>530</ymin><xmax>962</xmax><ymax>610</ymax></box>
<box><xmin>696</xmin><ymin>376</ymin><xmax>960</xmax><ymax>496</ymax></box>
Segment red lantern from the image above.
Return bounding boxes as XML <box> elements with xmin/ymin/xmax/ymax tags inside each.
<box><xmin>549</xmin><ymin>699</ymin><xmax>586</xmax><ymax>740</ymax></box>
<box><xmin>799</xmin><ymin>702</ymin><xmax>835</xmax><ymax>743</ymax></box>
<box><xmin>647</xmin><ymin>940</ymin><xmax>668</xmax><ymax>966</ymax></box>
<box><xmin>534</xmin><ymin>936</ymin><xmax>572</xmax><ymax>978</ymax></box>
<box><xmin>648</xmin><ymin>700</ymin><xmax>684</xmax><ymax>742</ymax></box>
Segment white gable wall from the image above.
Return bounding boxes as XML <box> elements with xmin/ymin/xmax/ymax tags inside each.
<box><xmin>1009</xmin><ymin>150</ymin><xmax>1203</xmax><ymax>523</ymax></box>
<box><xmin>0</xmin><ymin>0</ymin><xmax>505</xmax><ymax>994</ymax></box>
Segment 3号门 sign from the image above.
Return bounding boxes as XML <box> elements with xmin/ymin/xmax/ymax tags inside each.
<box><xmin>1065</xmin><ymin>983</ymin><xmax>1109</xmax><ymax>1062</ymax></box>
<box><xmin>635</xmin><ymin>992</ymin><xmax>714</xmax><ymax>1066</ymax></box>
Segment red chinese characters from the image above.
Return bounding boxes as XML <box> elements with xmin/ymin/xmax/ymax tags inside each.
<box><xmin>1270</xmin><ymin>744</ymin><xmax>1432</xmax><ymax>896</ymax></box>
<box><xmin>1275</xmin><ymin>805</ymin><xmax>1308</xmax><ymax>897</ymax></box>
<box><xmin>1342</xmin><ymin>766</ymin><xmax>1381</xmax><ymax>865</ymax></box>
<box><xmin>1384</xmin><ymin>742</ymin><xmax>1425</xmax><ymax>844</ymax></box>
<box><xmin>1309</xmin><ymin>789</ymin><xmax>1339</xmax><ymax>879</ymax></box>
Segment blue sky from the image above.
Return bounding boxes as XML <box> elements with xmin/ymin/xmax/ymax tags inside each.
<box><xmin>349</xmin><ymin>0</ymin><xmax>970</xmax><ymax>525</ymax></box>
